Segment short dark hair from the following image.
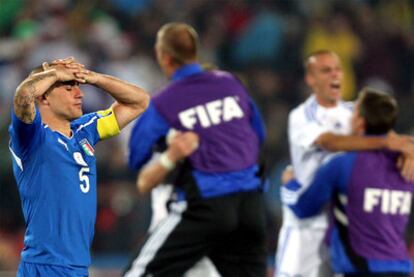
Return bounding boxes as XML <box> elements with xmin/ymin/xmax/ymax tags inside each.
<box><xmin>358</xmin><ymin>88</ymin><xmax>398</xmax><ymax>135</ymax></box>
<box><xmin>303</xmin><ymin>50</ymin><xmax>339</xmax><ymax>73</ymax></box>
<box><xmin>157</xmin><ymin>22</ymin><xmax>199</xmax><ymax>65</ymax></box>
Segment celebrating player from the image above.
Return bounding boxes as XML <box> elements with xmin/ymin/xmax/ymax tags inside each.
<box><xmin>275</xmin><ymin>50</ymin><xmax>414</xmax><ymax>277</ymax></box>
<box><xmin>286</xmin><ymin>89</ymin><xmax>414</xmax><ymax>277</ymax></box>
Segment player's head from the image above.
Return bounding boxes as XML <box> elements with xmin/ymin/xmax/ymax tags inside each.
<box><xmin>155</xmin><ymin>22</ymin><xmax>199</xmax><ymax>78</ymax></box>
<box><xmin>304</xmin><ymin>50</ymin><xmax>343</xmax><ymax>107</ymax></box>
<box><xmin>351</xmin><ymin>88</ymin><xmax>398</xmax><ymax>135</ymax></box>
<box><xmin>31</xmin><ymin>64</ymin><xmax>84</xmax><ymax>121</ymax></box>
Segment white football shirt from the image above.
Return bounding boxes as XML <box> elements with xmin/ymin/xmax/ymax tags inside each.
<box><xmin>282</xmin><ymin>95</ymin><xmax>353</xmax><ymax>227</ymax></box>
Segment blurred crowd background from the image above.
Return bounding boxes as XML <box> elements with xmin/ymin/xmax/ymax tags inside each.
<box><xmin>0</xmin><ymin>0</ymin><xmax>414</xmax><ymax>275</ymax></box>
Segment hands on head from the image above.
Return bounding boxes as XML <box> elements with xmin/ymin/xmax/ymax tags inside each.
<box><xmin>44</xmin><ymin>57</ymin><xmax>99</xmax><ymax>85</ymax></box>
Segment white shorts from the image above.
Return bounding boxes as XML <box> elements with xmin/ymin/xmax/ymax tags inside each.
<box><xmin>275</xmin><ymin>225</ymin><xmax>333</xmax><ymax>277</ymax></box>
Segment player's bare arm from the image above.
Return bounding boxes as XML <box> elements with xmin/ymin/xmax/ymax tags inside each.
<box><xmin>315</xmin><ymin>132</ymin><xmax>389</xmax><ymax>152</ymax></box>
<box><xmin>386</xmin><ymin>132</ymin><xmax>414</xmax><ymax>181</ymax></box>
<box><xmin>316</xmin><ymin>132</ymin><xmax>414</xmax><ymax>181</ymax></box>
<box><xmin>14</xmin><ymin>69</ymin><xmax>57</xmax><ymax>123</ymax></box>
<box><xmin>89</xmin><ymin>73</ymin><xmax>150</xmax><ymax>129</ymax></box>
<box><xmin>137</xmin><ymin>132</ymin><xmax>199</xmax><ymax>194</ymax></box>
<box><xmin>14</xmin><ymin>63</ymin><xmax>83</xmax><ymax>123</ymax></box>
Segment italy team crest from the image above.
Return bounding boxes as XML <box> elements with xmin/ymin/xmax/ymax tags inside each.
<box><xmin>80</xmin><ymin>138</ymin><xmax>94</xmax><ymax>156</ymax></box>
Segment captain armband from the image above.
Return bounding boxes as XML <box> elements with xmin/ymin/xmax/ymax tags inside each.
<box><xmin>97</xmin><ymin>108</ymin><xmax>120</xmax><ymax>140</ymax></box>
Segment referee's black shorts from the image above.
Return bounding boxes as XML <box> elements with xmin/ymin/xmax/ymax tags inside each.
<box><xmin>123</xmin><ymin>190</ymin><xmax>267</xmax><ymax>277</ymax></box>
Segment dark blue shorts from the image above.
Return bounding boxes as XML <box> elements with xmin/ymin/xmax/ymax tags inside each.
<box><xmin>18</xmin><ymin>261</ymin><xmax>88</xmax><ymax>277</ymax></box>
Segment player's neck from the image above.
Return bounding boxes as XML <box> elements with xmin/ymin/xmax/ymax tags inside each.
<box><xmin>167</xmin><ymin>64</ymin><xmax>181</xmax><ymax>79</ymax></box>
<box><xmin>315</xmin><ymin>96</ymin><xmax>338</xmax><ymax>108</ymax></box>
<box><xmin>41</xmin><ymin>111</ymin><xmax>72</xmax><ymax>137</ymax></box>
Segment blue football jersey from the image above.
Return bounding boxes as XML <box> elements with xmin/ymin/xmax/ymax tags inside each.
<box><xmin>9</xmin><ymin>108</ymin><xmax>119</xmax><ymax>274</ymax></box>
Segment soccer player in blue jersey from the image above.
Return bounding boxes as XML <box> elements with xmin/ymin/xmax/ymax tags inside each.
<box><xmin>9</xmin><ymin>57</ymin><xmax>149</xmax><ymax>277</ymax></box>
<box><xmin>286</xmin><ymin>89</ymin><xmax>414</xmax><ymax>277</ymax></box>
<box><xmin>124</xmin><ymin>23</ymin><xmax>267</xmax><ymax>276</ymax></box>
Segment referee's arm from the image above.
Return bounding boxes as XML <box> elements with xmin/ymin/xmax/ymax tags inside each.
<box><xmin>136</xmin><ymin>132</ymin><xmax>199</xmax><ymax>194</ymax></box>
<box><xmin>128</xmin><ymin>102</ymin><xmax>170</xmax><ymax>170</ymax></box>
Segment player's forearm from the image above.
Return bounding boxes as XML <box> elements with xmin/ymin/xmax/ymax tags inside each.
<box><xmin>316</xmin><ymin>133</ymin><xmax>387</xmax><ymax>152</ymax></box>
<box><xmin>14</xmin><ymin>69</ymin><xmax>58</xmax><ymax>123</ymax></box>
<box><xmin>137</xmin><ymin>162</ymin><xmax>170</xmax><ymax>194</ymax></box>
<box><xmin>137</xmin><ymin>150</ymin><xmax>180</xmax><ymax>194</ymax></box>
<box><xmin>94</xmin><ymin>74</ymin><xmax>150</xmax><ymax>112</ymax></box>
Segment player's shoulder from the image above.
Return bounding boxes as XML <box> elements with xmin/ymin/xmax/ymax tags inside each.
<box><xmin>289</xmin><ymin>96</ymin><xmax>317</xmax><ymax>122</ymax></box>
<box><xmin>154</xmin><ymin>70</ymin><xmax>243</xmax><ymax>102</ymax></box>
<box><xmin>161</xmin><ymin>70</ymin><xmax>237</xmax><ymax>92</ymax></box>
<box><xmin>208</xmin><ymin>69</ymin><xmax>237</xmax><ymax>80</ymax></box>
<box><xmin>328</xmin><ymin>151</ymin><xmax>358</xmax><ymax>170</ymax></box>
<box><xmin>71</xmin><ymin>112</ymin><xmax>100</xmax><ymax>132</ymax></box>
<box><xmin>338</xmin><ymin>100</ymin><xmax>354</xmax><ymax>113</ymax></box>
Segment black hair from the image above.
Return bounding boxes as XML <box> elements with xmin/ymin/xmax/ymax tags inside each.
<box><xmin>358</xmin><ymin>88</ymin><xmax>398</xmax><ymax>135</ymax></box>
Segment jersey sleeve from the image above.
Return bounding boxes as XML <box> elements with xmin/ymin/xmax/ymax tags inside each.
<box><xmin>288</xmin><ymin>109</ymin><xmax>328</xmax><ymax>151</ymax></box>
<box><xmin>287</xmin><ymin>153</ymin><xmax>353</xmax><ymax>218</ymax></box>
<box><xmin>73</xmin><ymin>108</ymin><xmax>120</xmax><ymax>146</ymax></box>
<box><xmin>249</xmin><ymin>98</ymin><xmax>266</xmax><ymax>145</ymax></box>
<box><xmin>128</xmin><ymin>102</ymin><xmax>170</xmax><ymax>170</ymax></box>
<box><xmin>287</xmin><ymin>161</ymin><xmax>337</xmax><ymax>218</ymax></box>
<box><xmin>9</xmin><ymin>106</ymin><xmax>43</xmax><ymax>159</ymax></box>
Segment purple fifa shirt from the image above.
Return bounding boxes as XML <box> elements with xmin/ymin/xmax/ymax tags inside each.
<box><xmin>288</xmin><ymin>149</ymin><xmax>414</xmax><ymax>273</ymax></box>
<box><xmin>347</xmin><ymin>150</ymin><xmax>413</xmax><ymax>261</ymax></box>
<box><xmin>152</xmin><ymin>70</ymin><xmax>259</xmax><ymax>173</ymax></box>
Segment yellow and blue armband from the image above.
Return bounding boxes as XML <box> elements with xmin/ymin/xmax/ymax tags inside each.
<box><xmin>97</xmin><ymin>108</ymin><xmax>120</xmax><ymax>140</ymax></box>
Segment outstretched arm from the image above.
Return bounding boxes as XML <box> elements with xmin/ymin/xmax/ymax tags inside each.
<box><xmin>286</xmin><ymin>155</ymin><xmax>347</xmax><ymax>218</ymax></box>
<box><xmin>315</xmin><ymin>133</ymin><xmax>390</xmax><ymax>152</ymax></box>
<box><xmin>316</xmin><ymin>132</ymin><xmax>414</xmax><ymax>181</ymax></box>
<box><xmin>137</xmin><ymin>131</ymin><xmax>199</xmax><ymax>194</ymax></box>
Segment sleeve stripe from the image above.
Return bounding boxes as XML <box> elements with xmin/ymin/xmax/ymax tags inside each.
<box><xmin>9</xmin><ymin>144</ymin><xmax>23</xmax><ymax>171</ymax></box>
<box><xmin>76</xmin><ymin>116</ymin><xmax>98</xmax><ymax>133</ymax></box>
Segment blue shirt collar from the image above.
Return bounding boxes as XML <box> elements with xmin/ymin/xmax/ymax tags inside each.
<box><xmin>171</xmin><ymin>63</ymin><xmax>203</xmax><ymax>81</ymax></box>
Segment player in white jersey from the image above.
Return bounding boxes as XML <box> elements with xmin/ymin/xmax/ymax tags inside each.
<box><xmin>275</xmin><ymin>50</ymin><xmax>414</xmax><ymax>277</ymax></box>
<box><xmin>277</xmin><ymin>98</ymin><xmax>353</xmax><ymax>277</ymax></box>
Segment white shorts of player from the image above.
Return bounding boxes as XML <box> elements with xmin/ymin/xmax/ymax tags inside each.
<box><xmin>275</xmin><ymin>209</ymin><xmax>333</xmax><ymax>277</ymax></box>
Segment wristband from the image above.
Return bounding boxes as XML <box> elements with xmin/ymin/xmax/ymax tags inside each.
<box><xmin>159</xmin><ymin>152</ymin><xmax>175</xmax><ymax>171</ymax></box>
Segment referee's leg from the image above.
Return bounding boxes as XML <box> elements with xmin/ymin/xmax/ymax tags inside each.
<box><xmin>123</xmin><ymin>201</ymin><xmax>210</xmax><ymax>277</ymax></box>
<box><xmin>209</xmin><ymin>191</ymin><xmax>267</xmax><ymax>277</ymax></box>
